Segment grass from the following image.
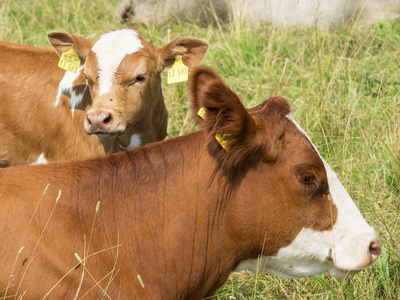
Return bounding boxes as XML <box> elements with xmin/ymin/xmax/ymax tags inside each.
<box><xmin>1</xmin><ymin>0</ymin><xmax>399</xmax><ymax>298</ymax></box>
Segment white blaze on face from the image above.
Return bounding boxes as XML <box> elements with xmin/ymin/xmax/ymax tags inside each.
<box><xmin>55</xmin><ymin>66</ymin><xmax>86</xmax><ymax>116</ymax></box>
<box><xmin>235</xmin><ymin>114</ymin><xmax>379</xmax><ymax>279</ymax></box>
<box><xmin>91</xmin><ymin>29</ymin><xmax>143</xmax><ymax>96</ymax></box>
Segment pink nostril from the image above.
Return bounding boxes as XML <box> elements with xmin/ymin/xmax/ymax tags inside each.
<box><xmin>103</xmin><ymin>113</ymin><xmax>112</xmax><ymax>124</ymax></box>
<box><xmin>369</xmin><ymin>241</ymin><xmax>381</xmax><ymax>263</ymax></box>
<box><xmin>86</xmin><ymin>111</ymin><xmax>113</xmax><ymax>132</ymax></box>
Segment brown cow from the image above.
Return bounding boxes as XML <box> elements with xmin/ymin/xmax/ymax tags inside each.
<box><xmin>0</xmin><ymin>28</ymin><xmax>208</xmax><ymax>167</ymax></box>
<box><xmin>0</xmin><ymin>67</ymin><xmax>380</xmax><ymax>299</ymax></box>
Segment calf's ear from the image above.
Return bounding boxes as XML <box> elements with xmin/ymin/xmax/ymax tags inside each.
<box><xmin>157</xmin><ymin>38</ymin><xmax>208</xmax><ymax>72</ymax></box>
<box><xmin>48</xmin><ymin>30</ymin><xmax>94</xmax><ymax>63</ymax></box>
<box><xmin>189</xmin><ymin>67</ymin><xmax>262</xmax><ymax>175</ymax></box>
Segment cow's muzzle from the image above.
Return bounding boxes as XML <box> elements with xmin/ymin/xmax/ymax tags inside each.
<box><xmin>85</xmin><ymin>110</ymin><xmax>119</xmax><ymax>138</ymax></box>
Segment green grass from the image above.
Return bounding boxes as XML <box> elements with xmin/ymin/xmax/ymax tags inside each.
<box><xmin>1</xmin><ymin>0</ymin><xmax>399</xmax><ymax>298</ymax></box>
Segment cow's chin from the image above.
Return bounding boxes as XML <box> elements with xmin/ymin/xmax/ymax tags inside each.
<box><xmin>263</xmin><ymin>266</ymin><xmax>359</xmax><ymax>280</ymax></box>
<box><xmin>235</xmin><ymin>257</ymin><xmax>329</xmax><ymax>279</ymax></box>
<box><xmin>328</xmin><ymin>267</ymin><xmax>361</xmax><ymax>278</ymax></box>
<box><xmin>84</xmin><ymin>121</ymin><xmax>126</xmax><ymax>140</ymax></box>
<box><xmin>262</xmin><ymin>265</ymin><xmax>358</xmax><ymax>280</ymax></box>
<box><xmin>234</xmin><ymin>256</ymin><xmax>363</xmax><ymax>280</ymax></box>
<box><xmin>94</xmin><ymin>132</ymin><xmax>119</xmax><ymax>140</ymax></box>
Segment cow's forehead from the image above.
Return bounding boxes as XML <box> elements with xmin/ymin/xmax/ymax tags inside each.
<box><xmin>91</xmin><ymin>29</ymin><xmax>144</xmax><ymax>96</ymax></box>
<box><xmin>286</xmin><ymin>113</ymin><xmax>317</xmax><ymax>150</ymax></box>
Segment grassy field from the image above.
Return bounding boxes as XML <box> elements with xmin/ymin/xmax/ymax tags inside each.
<box><xmin>1</xmin><ymin>0</ymin><xmax>399</xmax><ymax>298</ymax></box>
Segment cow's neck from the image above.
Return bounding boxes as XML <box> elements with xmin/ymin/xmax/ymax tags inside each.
<box><xmin>42</xmin><ymin>109</ymin><xmax>107</xmax><ymax>161</ymax></box>
<box><xmin>111</xmin><ymin>132</ymin><xmax>247</xmax><ymax>298</ymax></box>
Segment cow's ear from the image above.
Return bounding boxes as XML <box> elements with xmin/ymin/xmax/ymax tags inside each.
<box><xmin>157</xmin><ymin>38</ymin><xmax>208</xmax><ymax>72</ymax></box>
<box><xmin>189</xmin><ymin>67</ymin><xmax>262</xmax><ymax>174</ymax></box>
<box><xmin>48</xmin><ymin>30</ymin><xmax>94</xmax><ymax>62</ymax></box>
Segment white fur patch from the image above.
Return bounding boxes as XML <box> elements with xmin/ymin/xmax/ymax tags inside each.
<box><xmin>55</xmin><ymin>66</ymin><xmax>86</xmax><ymax>116</ymax></box>
<box><xmin>31</xmin><ymin>153</ymin><xmax>48</xmax><ymax>165</ymax></box>
<box><xmin>91</xmin><ymin>29</ymin><xmax>143</xmax><ymax>96</ymax></box>
<box><xmin>120</xmin><ymin>133</ymin><xmax>141</xmax><ymax>150</ymax></box>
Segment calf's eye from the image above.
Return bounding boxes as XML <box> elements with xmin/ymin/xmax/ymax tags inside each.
<box><xmin>136</xmin><ymin>74</ymin><xmax>146</xmax><ymax>82</ymax></box>
<box><xmin>128</xmin><ymin>74</ymin><xmax>146</xmax><ymax>86</ymax></box>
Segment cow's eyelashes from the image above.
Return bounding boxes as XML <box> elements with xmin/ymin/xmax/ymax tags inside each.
<box><xmin>136</xmin><ymin>74</ymin><xmax>146</xmax><ymax>82</ymax></box>
<box><xmin>300</xmin><ymin>174</ymin><xmax>318</xmax><ymax>189</ymax></box>
<box><xmin>293</xmin><ymin>164</ymin><xmax>320</xmax><ymax>189</ymax></box>
<box><xmin>302</xmin><ymin>175</ymin><xmax>316</xmax><ymax>185</ymax></box>
<box><xmin>128</xmin><ymin>74</ymin><xmax>146</xmax><ymax>86</ymax></box>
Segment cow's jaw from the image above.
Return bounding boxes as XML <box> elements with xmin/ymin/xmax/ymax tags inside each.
<box><xmin>235</xmin><ymin>117</ymin><xmax>380</xmax><ymax>279</ymax></box>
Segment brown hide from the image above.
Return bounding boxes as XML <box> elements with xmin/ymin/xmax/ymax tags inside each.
<box><xmin>0</xmin><ymin>42</ymin><xmax>101</xmax><ymax>167</ymax></box>
<box><xmin>0</xmin><ymin>67</ymin><xmax>336</xmax><ymax>299</ymax></box>
<box><xmin>0</xmin><ymin>29</ymin><xmax>208</xmax><ymax>167</ymax></box>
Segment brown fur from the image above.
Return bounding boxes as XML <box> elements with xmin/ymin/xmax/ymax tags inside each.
<box><xmin>0</xmin><ymin>67</ymin><xmax>337</xmax><ymax>299</ymax></box>
<box><xmin>0</xmin><ymin>29</ymin><xmax>208</xmax><ymax>167</ymax></box>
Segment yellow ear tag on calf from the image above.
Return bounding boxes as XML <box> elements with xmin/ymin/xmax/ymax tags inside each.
<box><xmin>197</xmin><ymin>107</ymin><xmax>206</xmax><ymax>119</ymax></box>
<box><xmin>167</xmin><ymin>55</ymin><xmax>188</xmax><ymax>84</ymax></box>
<box><xmin>58</xmin><ymin>48</ymin><xmax>80</xmax><ymax>74</ymax></box>
<box><xmin>215</xmin><ymin>132</ymin><xmax>232</xmax><ymax>151</ymax></box>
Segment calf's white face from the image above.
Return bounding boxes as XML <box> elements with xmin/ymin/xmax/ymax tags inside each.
<box><xmin>235</xmin><ymin>115</ymin><xmax>380</xmax><ymax>279</ymax></box>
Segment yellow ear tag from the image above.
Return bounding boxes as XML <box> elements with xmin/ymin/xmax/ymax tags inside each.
<box><xmin>215</xmin><ymin>132</ymin><xmax>232</xmax><ymax>151</ymax></box>
<box><xmin>197</xmin><ymin>107</ymin><xmax>206</xmax><ymax>119</ymax></box>
<box><xmin>58</xmin><ymin>48</ymin><xmax>81</xmax><ymax>74</ymax></box>
<box><xmin>167</xmin><ymin>55</ymin><xmax>188</xmax><ymax>84</ymax></box>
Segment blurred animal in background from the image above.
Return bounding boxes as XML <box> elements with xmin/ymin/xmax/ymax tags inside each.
<box><xmin>114</xmin><ymin>0</ymin><xmax>230</xmax><ymax>24</ymax></box>
<box><xmin>114</xmin><ymin>0</ymin><xmax>399</xmax><ymax>27</ymax></box>
<box><xmin>0</xmin><ymin>28</ymin><xmax>208</xmax><ymax>167</ymax></box>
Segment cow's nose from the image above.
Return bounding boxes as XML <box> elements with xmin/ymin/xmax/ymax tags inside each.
<box><xmin>369</xmin><ymin>241</ymin><xmax>381</xmax><ymax>264</ymax></box>
<box><xmin>86</xmin><ymin>111</ymin><xmax>113</xmax><ymax>133</ymax></box>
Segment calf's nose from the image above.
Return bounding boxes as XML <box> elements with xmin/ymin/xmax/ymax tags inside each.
<box><xmin>86</xmin><ymin>111</ymin><xmax>114</xmax><ymax>133</ymax></box>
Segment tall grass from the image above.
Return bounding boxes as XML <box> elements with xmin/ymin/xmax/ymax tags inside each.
<box><xmin>1</xmin><ymin>0</ymin><xmax>399</xmax><ymax>298</ymax></box>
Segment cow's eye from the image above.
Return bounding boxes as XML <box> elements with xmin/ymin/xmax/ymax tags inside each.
<box><xmin>128</xmin><ymin>74</ymin><xmax>146</xmax><ymax>86</ymax></box>
<box><xmin>136</xmin><ymin>74</ymin><xmax>146</xmax><ymax>82</ymax></box>
<box><xmin>301</xmin><ymin>174</ymin><xmax>317</xmax><ymax>186</ymax></box>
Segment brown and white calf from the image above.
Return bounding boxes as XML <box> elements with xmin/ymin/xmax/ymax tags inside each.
<box><xmin>0</xmin><ymin>67</ymin><xmax>380</xmax><ymax>299</ymax></box>
<box><xmin>0</xmin><ymin>28</ymin><xmax>208</xmax><ymax>167</ymax></box>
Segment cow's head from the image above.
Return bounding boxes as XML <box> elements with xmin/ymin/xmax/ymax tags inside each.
<box><xmin>190</xmin><ymin>67</ymin><xmax>380</xmax><ymax>279</ymax></box>
<box><xmin>48</xmin><ymin>29</ymin><xmax>208</xmax><ymax>148</ymax></box>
